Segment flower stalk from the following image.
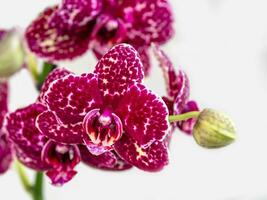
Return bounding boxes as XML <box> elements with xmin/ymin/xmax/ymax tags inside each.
<box><xmin>15</xmin><ymin>160</ymin><xmax>44</xmax><ymax>200</ymax></box>
<box><xmin>168</xmin><ymin>111</ymin><xmax>200</xmax><ymax>123</ymax></box>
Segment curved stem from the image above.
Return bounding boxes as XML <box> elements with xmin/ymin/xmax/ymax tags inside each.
<box><xmin>32</xmin><ymin>172</ymin><xmax>44</xmax><ymax>200</ymax></box>
<box><xmin>168</xmin><ymin>111</ymin><xmax>200</xmax><ymax>123</ymax></box>
<box><xmin>15</xmin><ymin>160</ymin><xmax>32</xmax><ymax>194</ymax></box>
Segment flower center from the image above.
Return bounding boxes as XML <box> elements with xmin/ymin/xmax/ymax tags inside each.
<box><xmin>83</xmin><ymin>108</ymin><xmax>123</xmax><ymax>147</ymax></box>
<box><xmin>42</xmin><ymin>141</ymin><xmax>80</xmax><ymax>169</ymax></box>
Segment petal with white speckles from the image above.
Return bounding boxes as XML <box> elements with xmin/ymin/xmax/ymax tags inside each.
<box><xmin>36</xmin><ymin>110</ymin><xmax>84</xmax><ymax>144</ymax></box>
<box><xmin>38</xmin><ymin>68</ymin><xmax>73</xmax><ymax>103</ymax></box>
<box><xmin>80</xmin><ymin>145</ymin><xmax>132</xmax><ymax>171</ymax></box>
<box><xmin>43</xmin><ymin>73</ymin><xmax>103</xmax><ymax>124</ymax></box>
<box><xmin>114</xmin><ymin>134</ymin><xmax>168</xmax><ymax>172</ymax></box>
<box><xmin>25</xmin><ymin>6</ymin><xmax>93</xmax><ymax>61</ymax></box>
<box><xmin>115</xmin><ymin>83</ymin><xmax>169</xmax><ymax>147</ymax></box>
<box><xmin>94</xmin><ymin>44</ymin><xmax>144</xmax><ymax>107</ymax></box>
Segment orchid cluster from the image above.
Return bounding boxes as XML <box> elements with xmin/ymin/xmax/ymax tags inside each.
<box><xmin>0</xmin><ymin>1</ymin><xmax>236</xmax><ymax>200</ymax></box>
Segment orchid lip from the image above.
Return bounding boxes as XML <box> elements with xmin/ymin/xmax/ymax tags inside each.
<box><xmin>82</xmin><ymin>108</ymin><xmax>123</xmax><ymax>148</ymax></box>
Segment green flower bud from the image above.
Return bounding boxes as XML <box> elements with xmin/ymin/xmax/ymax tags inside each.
<box><xmin>0</xmin><ymin>29</ymin><xmax>25</xmax><ymax>78</ymax></box>
<box><xmin>193</xmin><ymin>108</ymin><xmax>236</xmax><ymax>148</ymax></box>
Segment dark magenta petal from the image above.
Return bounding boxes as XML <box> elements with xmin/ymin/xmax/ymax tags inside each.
<box><xmin>0</xmin><ymin>81</ymin><xmax>8</xmax><ymax>128</ymax></box>
<box><xmin>114</xmin><ymin>134</ymin><xmax>168</xmax><ymax>172</ymax></box>
<box><xmin>6</xmin><ymin>103</ymin><xmax>48</xmax><ymax>156</ymax></box>
<box><xmin>36</xmin><ymin>110</ymin><xmax>84</xmax><ymax>144</ymax></box>
<box><xmin>177</xmin><ymin>100</ymin><xmax>200</xmax><ymax>135</ymax></box>
<box><xmin>50</xmin><ymin>0</ymin><xmax>102</xmax><ymax>31</ymax></box>
<box><xmin>80</xmin><ymin>145</ymin><xmax>132</xmax><ymax>171</ymax></box>
<box><xmin>116</xmin><ymin>83</ymin><xmax>169</xmax><ymax>147</ymax></box>
<box><xmin>38</xmin><ymin>68</ymin><xmax>73</xmax><ymax>103</ymax></box>
<box><xmin>0</xmin><ymin>134</ymin><xmax>12</xmax><ymax>174</ymax></box>
<box><xmin>134</xmin><ymin>45</ymin><xmax>151</xmax><ymax>76</ymax></box>
<box><xmin>154</xmin><ymin>45</ymin><xmax>189</xmax><ymax>101</ymax></box>
<box><xmin>46</xmin><ymin>169</ymin><xmax>77</xmax><ymax>186</ymax></box>
<box><xmin>43</xmin><ymin>73</ymin><xmax>103</xmax><ymax>124</ymax></box>
<box><xmin>14</xmin><ymin>144</ymin><xmax>50</xmax><ymax>171</ymax></box>
<box><xmin>94</xmin><ymin>44</ymin><xmax>144</xmax><ymax>107</ymax></box>
<box><xmin>172</xmin><ymin>70</ymin><xmax>190</xmax><ymax>114</ymax></box>
<box><xmin>42</xmin><ymin>140</ymin><xmax>80</xmax><ymax>186</ymax></box>
<box><xmin>25</xmin><ymin>6</ymin><xmax>92</xmax><ymax>61</ymax></box>
<box><xmin>126</xmin><ymin>0</ymin><xmax>174</xmax><ymax>46</ymax></box>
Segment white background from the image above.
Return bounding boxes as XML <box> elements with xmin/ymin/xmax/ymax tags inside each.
<box><xmin>1</xmin><ymin>0</ymin><xmax>267</xmax><ymax>199</ymax></box>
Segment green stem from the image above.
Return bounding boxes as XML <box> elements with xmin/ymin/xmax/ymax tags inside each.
<box><xmin>15</xmin><ymin>160</ymin><xmax>32</xmax><ymax>194</ymax></box>
<box><xmin>15</xmin><ymin>160</ymin><xmax>45</xmax><ymax>200</ymax></box>
<box><xmin>36</xmin><ymin>62</ymin><xmax>56</xmax><ymax>91</ymax></box>
<box><xmin>32</xmin><ymin>172</ymin><xmax>44</xmax><ymax>200</ymax></box>
<box><xmin>168</xmin><ymin>111</ymin><xmax>200</xmax><ymax>123</ymax></box>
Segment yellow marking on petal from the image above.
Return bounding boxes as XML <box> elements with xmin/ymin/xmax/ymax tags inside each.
<box><xmin>134</xmin><ymin>144</ymin><xmax>147</xmax><ymax>160</ymax></box>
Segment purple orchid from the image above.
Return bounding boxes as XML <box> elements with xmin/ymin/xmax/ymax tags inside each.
<box><xmin>35</xmin><ymin>44</ymin><xmax>170</xmax><ymax>172</ymax></box>
<box><xmin>154</xmin><ymin>45</ymin><xmax>200</xmax><ymax>135</ymax></box>
<box><xmin>25</xmin><ymin>0</ymin><xmax>174</xmax><ymax>75</ymax></box>
<box><xmin>0</xmin><ymin>81</ymin><xmax>12</xmax><ymax>174</ymax></box>
<box><xmin>6</xmin><ymin>102</ymin><xmax>81</xmax><ymax>186</ymax></box>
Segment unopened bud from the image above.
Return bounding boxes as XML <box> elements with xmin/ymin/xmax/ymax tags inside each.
<box><xmin>193</xmin><ymin>108</ymin><xmax>236</xmax><ymax>148</ymax></box>
<box><xmin>0</xmin><ymin>29</ymin><xmax>25</xmax><ymax>78</ymax></box>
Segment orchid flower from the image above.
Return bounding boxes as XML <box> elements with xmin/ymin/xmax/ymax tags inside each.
<box><xmin>25</xmin><ymin>0</ymin><xmax>174</xmax><ymax>75</ymax></box>
<box><xmin>36</xmin><ymin>43</ymin><xmax>170</xmax><ymax>171</ymax></box>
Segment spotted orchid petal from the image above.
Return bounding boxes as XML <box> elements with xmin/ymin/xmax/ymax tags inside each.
<box><xmin>43</xmin><ymin>73</ymin><xmax>103</xmax><ymax>125</ymax></box>
<box><xmin>134</xmin><ymin>45</ymin><xmax>151</xmax><ymax>76</ymax></box>
<box><xmin>6</xmin><ymin>103</ymin><xmax>50</xmax><ymax>170</ymax></box>
<box><xmin>177</xmin><ymin>101</ymin><xmax>200</xmax><ymax>135</ymax></box>
<box><xmin>114</xmin><ymin>134</ymin><xmax>168</xmax><ymax>172</ymax></box>
<box><xmin>0</xmin><ymin>81</ymin><xmax>12</xmax><ymax>174</ymax></box>
<box><xmin>154</xmin><ymin>45</ymin><xmax>190</xmax><ymax>102</ymax></box>
<box><xmin>0</xmin><ymin>81</ymin><xmax>8</xmax><ymax>127</ymax></box>
<box><xmin>50</xmin><ymin>0</ymin><xmax>102</xmax><ymax>31</ymax></box>
<box><xmin>115</xmin><ymin>83</ymin><xmax>169</xmax><ymax>147</ymax></box>
<box><xmin>38</xmin><ymin>68</ymin><xmax>73</xmax><ymax>103</ymax></box>
<box><xmin>126</xmin><ymin>0</ymin><xmax>174</xmax><ymax>46</ymax></box>
<box><xmin>79</xmin><ymin>145</ymin><xmax>132</xmax><ymax>171</ymax></box>
<box><xmin>94</xmin><ymin>44</ymin><xmax>144</xmax><ymax>107</ymax></box>
<box><xmin>0</xmin><ymin>134</ymin><xmax>12</xmax><ymax>174</ymax></box>
<box><xmin>25</xmin><ymin>6</ymin><xmax>93</xmax><ymax>61</ymax></box>
<box><xmin>36</xmin><ymin>110</ymin><xmax>84</xmax><ymax>144</ymax></box>
<box><xmin>42</xmin><ymin>140</ymin><xmax>80</xmax><ymax>186</ymax></box>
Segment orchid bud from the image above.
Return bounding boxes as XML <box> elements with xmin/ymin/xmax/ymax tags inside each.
<box><xmin>0</xmin><ymin>29</ymin><xmax>25</xmax><ymax>78</ymax></box>
<box><xmin>193</xmin><ymin>108</ymin><xmax>236</xmax><ymax>148</ymax></box>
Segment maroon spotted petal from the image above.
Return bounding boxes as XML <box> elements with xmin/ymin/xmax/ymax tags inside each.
<box><xmin>42</xmin><ymin>140</ymin><xmax>80</xmax><ymax>186</ymax></box>
<box><xmin>0</xmin><ymin>81</ymin><xmax>8</xmax><ymax>128</ymax></box>
<box><xmin>154</xmin><ymin>46</ymin><xmax>190</xmax><ymax>113</ymax></box>
<box><xmin>36</xmin><ymin>111</ymin><xmax>84</xmax><ymax>144</ymax></box>
<box><xmin>6</xmin><ymin>103</ymin><xmax>47</xmax><ymax>155</ymax></box>
<box><xmin>43</xmin><ymin>73</ymin><xmax>103</xmax><ymax>124</ymax></box>
<box><xmin>25</xmin><ymin>6</ymin><xmax>93</xmax><ymax>61</ymax></box>
<box><xmin>172</xmin><ymin>70</ymin><xmax>190</xmax><ymax>114</ymax></box>
<box><xmin>134</xmin><ymin>45</ymin><xmax>151</xmax><ymax>76</ymax></box>
<box><xmin>126</xmin><ymin>0</ymin><xmax>174</xmax><ymax>46</ymax></box>
<box><xmin>50</xmin><ymin>0</ymin><xmax>102</xmax><ymax>31</ymax></box>
<box><xmin>94</xmin><ymin>44</ymin><xmax>144</xmax><ymax>107</ymax></box>
<box><xmin>14</xmin><ymin>144</ymin><xmax>50</xmax><ymax>171</ymax></box>
<box><xmin>6</xmin><ymin>103</ymin><xmax>50</xmax><ymax>171</ymax></box>
<box><xmin>38</xmin><ymin>68</ymin><xmax>73</xmax><ymax>103</ymax></box>
<box><xmin>80</xmin><ymin>145</ymin><xmax>132</xmax><ymax>171</ymax></box>
<box><xmin>114</xmin><ymin>134</ymin><xmax>168</xmax><ymax>172</ymax></box>
<box><xmin>0</xmin><ymin>134</ymin><xmax>12</xmax><ymax>174</ymax></box>
<box><xmin>177</xmin><ymin>100</ymin><xmax>199</xmax><ymax>135</ymax></box>
<box><xmin>116</xmin><ymin>83</ymin><xmax>169</xmax><ymax>147</ymax></box>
